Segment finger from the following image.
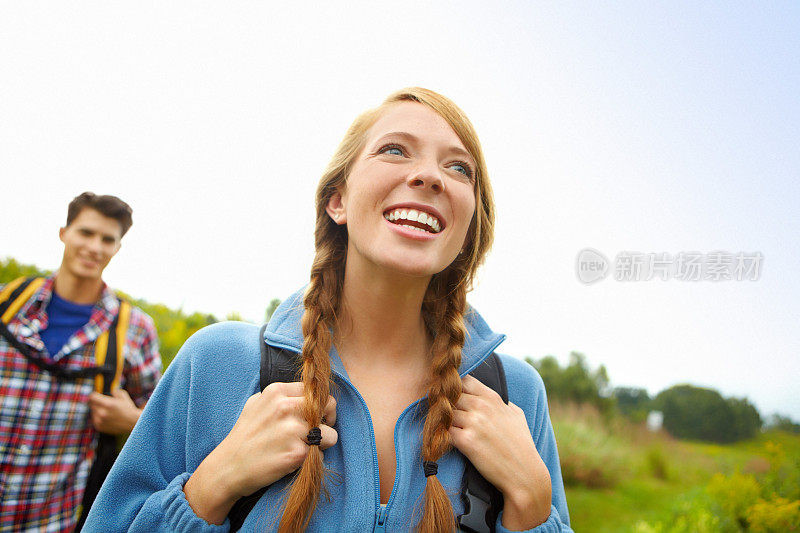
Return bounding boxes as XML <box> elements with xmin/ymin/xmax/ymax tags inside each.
<box><xmin>460</xmin><ymin>374</ymin><xmax>489</xmax><ymax>396</ymax></box>
<box><xmin>262</xmin><ymin>381</ymin><xmax>305</xmax><ymax>398</ymax></box>
<box><xmin>451</xmin><ymin>408</ymin><xmax>470</xmax><ymax>429</ymax></box>
<box><xmin>319</xmin><ymin>424</ymin><xmax>338</xmax><ymax>450</ymax></box>
<box><xmin>111</xmin><ymin>388</ymin><xmax>132</xmax><ymax>401</ymax></box>
<box><xmin>323</xmin><ymin>395</ymin><xmax>337</xmax><ymax>426</ymax></box>
<box><xmin>461</xmin><ymin>375</ymin><xmax>502</xmax><ymax>402</ymax></box>
<box><xmin>88</xmin><ymin>392</ymin><xmax>110</xmax><ymax>407</ymax></box>
<box><xmin>447</xmin><ymin>425</ymin><xmax>466</xmax><ymax>451</ymax></box>
<box><xmin>454</xmin><ymin>391</ymin><xmax>481</xmax><ymax>411</ymax></box>
<box><xmin>272</xmin><ymin>395</ymin><xmax>305</xmax><ymax>419</ymax></box>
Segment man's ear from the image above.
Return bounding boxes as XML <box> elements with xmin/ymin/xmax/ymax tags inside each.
<box><xmin>59</xmin><ymin>227</ymin><xmax>66</xmax><ymax>243</ymax></box>
<box><xmin>326</xmin><ymin>191</ymin><xmax>347</xmax><ymax>225</ymax></box>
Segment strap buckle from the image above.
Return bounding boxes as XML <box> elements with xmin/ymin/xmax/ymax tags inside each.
<box><xmin>458</xmin><ymin>486</ymin><xmax>492</xmax><ymax>533</ymax></box>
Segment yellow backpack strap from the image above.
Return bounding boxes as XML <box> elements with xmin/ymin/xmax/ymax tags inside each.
<box><xmin>93</xmin><ymin>330</ymin><xmax>111</xmax><ymax>394</ymax></box>
<box><xmin>0</xmin><ymin>277</ymin><xmax>45</xmax><ymax>324</ymax></box>
<box><xmin>93</xmin><ymin>299</ymin><xmax>131</xmax><ymax>394</ymax></box>
<box><xmin>0</xmin><ymin>277</ymin><xmax>28</xmax><ymax>304</ymax></box>
<box><xmin>112</xmin><ymin>300</ymin><xmax>131</xmax><ymax>391</ymax></box>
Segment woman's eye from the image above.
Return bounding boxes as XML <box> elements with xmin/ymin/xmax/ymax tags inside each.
<box><xmin>450</xmin><ymin>162</ymin><xmax>473</xmax><ymax>178</ymax></box>
<box><xmin>379</xmin><ymin>144</ymin><xmax>404</xmax><ymax>156</ymax></box>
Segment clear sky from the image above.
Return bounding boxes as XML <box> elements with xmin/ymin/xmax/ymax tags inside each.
<box><xmin>2</xmin><ymin>2</ymin><xmax>798</xmax><ymax>419</ymax></box>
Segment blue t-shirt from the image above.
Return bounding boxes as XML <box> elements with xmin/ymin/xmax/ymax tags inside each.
<box><xmin>40</xmin><ymin>292</ymin><xmax>95</xmax><ymax>356</ymax></box>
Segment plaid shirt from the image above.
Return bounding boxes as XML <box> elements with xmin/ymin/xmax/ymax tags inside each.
<box><xmin>0</xmin><ymin>275</ymin><xmax>161</xmax><ymax>533</ymax></box>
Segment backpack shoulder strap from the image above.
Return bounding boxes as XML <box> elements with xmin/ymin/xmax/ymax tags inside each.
<box><xmin>459</xmin><ymin>352</ymin><xmax>507</xmax><ymax>533</ymax></box>
<box><xmin>78</xmin><ymin>299</ymin><xmax>132</xmax><ymax>530</ymax></box>
<box><xmin>259</xmin><ymin>323</ymin><xmax>302</xmax><ymax>390</ymax></box>
<box><xmin>94</xmin><ymin>299</ymin><xmax>131</xmax><ymax>394</ymax></box>
<box><xmin>229</xmin><ymin>324</ymin><xmax>302</xmax><ymax>532</ymax></box>
<box><xmin>0</xmin><ymin>277</ymin><xmax>44</xmax><ymax>324</ymax></box>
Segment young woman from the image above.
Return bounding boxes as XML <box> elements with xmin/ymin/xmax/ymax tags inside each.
<box><xmin>84</xmin><ymin>88</ymin><xmax>573</xmax><ymax>532</ymax></box>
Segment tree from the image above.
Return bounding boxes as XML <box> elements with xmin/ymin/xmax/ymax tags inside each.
<box><xmin>613</xmin><ymin>387</ymin><xmax>652</xmax><ymax>422</ymax></box>
<box><xmin>765</xmin><ymin>414</ymin><xmax>800</xmax><ymax>434</ymax></box>
<box><xmin>0</xmin><ymin>257</ymin><xmax>50</xmax><ymax>283</ymax></box>
<box><xmin>655</xmin><ymin>385</ymin><xmax>731</xmax><ymax>442</ymax></box>
<box><xmin>528</xmin><ymin>352</ymin><xmax>615</xmax><ymax>414</ymax></box>
<box><xmin>655</xmin><ymin>385</ymin><xmax>764</xmax><ymax>443</ymax></box>
<box><xmin>726</xmin><ymin>397</ymin><xmax>762</xmax><ymax>441</ymax></box>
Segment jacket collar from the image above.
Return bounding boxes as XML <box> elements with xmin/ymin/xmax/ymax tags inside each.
<box><xmin>17</xmin><ymin>273</ymin><xmax>120</xmax><ymax>346</ymax></box>
<box><xmin>264</xmin><ymin>287</ymin><xmax>506</xmax><ymax>378</ymax></box>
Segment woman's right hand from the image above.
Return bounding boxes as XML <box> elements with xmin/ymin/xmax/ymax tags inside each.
<box><xmin>183</xmin><ymin>382</ymin><xmax>338</xmax><ymax>525</ymax></box>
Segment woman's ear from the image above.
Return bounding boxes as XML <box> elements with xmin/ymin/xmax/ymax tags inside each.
<box><xmin>326</xmin><ymin>191</ymin><xmax>347</xmax><ymax>225</ymax></box>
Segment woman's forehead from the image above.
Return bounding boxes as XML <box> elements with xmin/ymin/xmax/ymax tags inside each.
<box><xmin>366</xmin><ymin>101</ymin><xmax>469</xmax><ymax>153</ymax></box>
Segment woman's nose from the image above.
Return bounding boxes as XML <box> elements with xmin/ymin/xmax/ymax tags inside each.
<box><xmin>406</xmin><ymin>164</ymin><xmax>444</xmax><ymax>193</ymax></box>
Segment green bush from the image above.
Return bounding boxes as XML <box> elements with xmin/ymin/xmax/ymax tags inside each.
<box><xmin>633</xmin><ymin>499</ymin><xmax>721</xmax><ymax>533</ymax></box>
<box><xmin>707</xmin><ymin>472</ymin><xmax>761</xmax><ymax>529</ymax></box>
<box><xmin>645</xmin><ymin>445</ymin><xmax>670</xmax><ymax>481</ymax></box>
<box><xmin>747</xmin><ymin>497</ymin><xmax>800</xmax><ymax>532</ymax></box>
<box><xmin>655</xmin><ymin>385</ymin><xmax>762</xmax><ymax>443</ymax></box>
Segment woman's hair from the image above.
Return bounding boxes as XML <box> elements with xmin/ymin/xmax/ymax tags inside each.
<box><xmin>278</xmin><ymin>87</ymin><xmax>495</xmax><ymax>532</ymax></box>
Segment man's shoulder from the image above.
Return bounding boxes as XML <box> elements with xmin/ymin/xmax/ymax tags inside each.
<box><xmin>119</xmin><ymin>301</ymin><xmax>159</xmax><ymax>347</ymax></box>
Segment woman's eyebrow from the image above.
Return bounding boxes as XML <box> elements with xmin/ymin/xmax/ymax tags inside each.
<box><xmin>373</xmin><ymin>131</ymin><xmax>420</xmax><ymax>145</ymax></box>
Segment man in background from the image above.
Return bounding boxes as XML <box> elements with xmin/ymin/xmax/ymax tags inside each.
<box><xmin>0</xmin><ymin>192</ymin><xmax>161</xmax><ymax>532</ymax></box>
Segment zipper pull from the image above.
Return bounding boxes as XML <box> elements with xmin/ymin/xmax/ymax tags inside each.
<box><xmin>374</xmin><ymin>505</ymin><xmax>388</xmax><ymax>532</ymax></box>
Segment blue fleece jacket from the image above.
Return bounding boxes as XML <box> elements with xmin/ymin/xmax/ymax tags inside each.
<box><xmin>84</xmin><ymin>290</ymin><xmax>572</xmax><ymax>532</ymax></box>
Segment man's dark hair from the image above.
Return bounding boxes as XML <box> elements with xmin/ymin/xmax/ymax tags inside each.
<box><xmin>66</xmin><ymin>192</ymin><xmax>134</xmax><ymax>237</ymax></box>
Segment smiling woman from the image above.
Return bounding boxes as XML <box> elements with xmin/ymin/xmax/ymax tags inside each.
<box><xmin>83</xmin><ymin>88</ymin><xmax>573</xmax><ymax>533</ymax></box>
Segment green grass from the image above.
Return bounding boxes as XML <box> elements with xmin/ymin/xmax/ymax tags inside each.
<box><xmin>550</xmin><ymin>402</ymin><xmax>800</xmax><ymax>532</ymax></box>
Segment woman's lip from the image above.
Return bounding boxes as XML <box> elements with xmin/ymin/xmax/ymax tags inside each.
<box><xmin>384</xmin><ymin>218</ymin><xmax>437</xmax><ymax>240</ymax></box>
<box><xmin>382</xmin><ymin>202</ymin><xmax>446</xmax><ymax>230</ymax></box>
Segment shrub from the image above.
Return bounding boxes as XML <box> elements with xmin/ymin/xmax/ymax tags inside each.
<box><xmin>706</xmin><ymin>471</ymin><xmax>761</xmax><ymax>529</ymax></box>
<box><xmin>645</xmin><ymin>445</ymin><xmax>670</xmax><ymax>480</ymax></box>
<box><xmin>747</xmin><ymin>497</ymin><xmax>800</xmax><ymax>532</ymax></box>
<box><xmin>633</xmin><ymin>499</ymin><xmax>721</xmax><ymax>533</ymax></box>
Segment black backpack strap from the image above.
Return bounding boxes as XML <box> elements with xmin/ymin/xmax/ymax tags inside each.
<box><xmin>228</xmin><ymin>324</ymin><xmax>302</xmax><ymax>532</ymax></box>
<box><xmin>75</xmin><ymin>306</ymin><xmax>125</xmax><ymax>532</ymax></box>
<box><xmin>101</xmin><ymin>305</ymin><xmax>122</xmax><ymax>393</ymax></box>
<box><xmin>458</xmin><ymin>352</ymin><xmax>508</xmax><ymax>533</ymax></box>
<box><xmin>259</xmin><ymin>324</ymin><xmax>302</xmax><ymax>390</ymax></box>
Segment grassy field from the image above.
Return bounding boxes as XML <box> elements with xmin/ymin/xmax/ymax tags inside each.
<box><xmin>551</xmin><ymin>403</ymin><xmax>800</xmax><ymax>532</ymax></box>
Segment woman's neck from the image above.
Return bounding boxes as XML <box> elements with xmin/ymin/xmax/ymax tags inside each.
<box><xmin>336</xmin><ymin>262</ymin><xmax>432</xmax><ymax>371</ymax></box>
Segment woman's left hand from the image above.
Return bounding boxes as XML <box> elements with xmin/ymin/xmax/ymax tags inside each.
<box><xmin>449</xmin><ymin>375</ymin><xmax>552</xmax><ymax>530</ymax></box>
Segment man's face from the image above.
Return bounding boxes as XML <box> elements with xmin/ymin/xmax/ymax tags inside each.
<box><xmin>59</xmin><ymin>208</ymin><xmax>123</xmax><ymax>281</ymax></box>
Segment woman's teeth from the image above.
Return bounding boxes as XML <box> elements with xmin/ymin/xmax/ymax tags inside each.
<box><xmin>383</xmin><ymin>208</ymin><xmax>441</xmax><ymax>233</ymax></box>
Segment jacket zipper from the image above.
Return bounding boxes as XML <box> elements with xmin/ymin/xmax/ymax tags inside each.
<box><xmin>331</xmin><ymin>372</ymin><xmax>395</xmax><ymax>532</ymax></box>
<box><xmin>374</xmin><ymin>504</ymin><xmax>388</xmax><ymax>533</ymax></box>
